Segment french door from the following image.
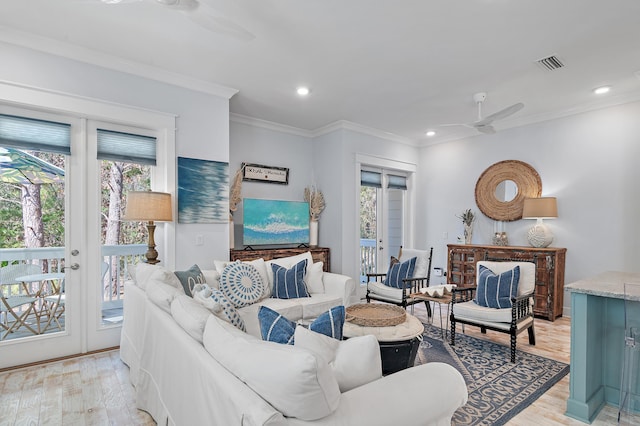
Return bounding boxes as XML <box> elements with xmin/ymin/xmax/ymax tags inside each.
<box><xmin>0</xmin><ymin>83</ymin><xmax>174</xmax><ymax>369</ymax></box>
<box><xmin>359</xmin><ymin>167</ymin><xmax>409</xmax><ymax>281</ymax></box>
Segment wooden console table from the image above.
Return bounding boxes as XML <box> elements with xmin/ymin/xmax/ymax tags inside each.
<box><xmin>230</xmin><ymin>247</ymin><xmax>330</xmax><ymax>272</ymax></box>
<box><xmin>447</xmin><ymin>244</ymin><xmax>566</xmax><ymax>321</ymax></box>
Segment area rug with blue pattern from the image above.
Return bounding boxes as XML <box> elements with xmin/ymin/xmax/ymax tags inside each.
<box><xmin>415</xmin><ymin>324</ymin><xmax>569</xmax><ymax>426</ymax></box>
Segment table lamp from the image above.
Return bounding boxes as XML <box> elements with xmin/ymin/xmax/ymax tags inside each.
<box><xmin>123</xmin><ymin>191</ymin><xmax>173</xmax><ymax>264</ymax></box>
<box><xmin>522</xmin><ymin>197</ymin><xmax>557</xmax><ymax>248</ymax></box>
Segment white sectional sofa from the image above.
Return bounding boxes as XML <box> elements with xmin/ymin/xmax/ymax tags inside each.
<box><xmin>120</xmin><ymin>254</ymin><xmax>468</xmax><ymax>425</ymax></box>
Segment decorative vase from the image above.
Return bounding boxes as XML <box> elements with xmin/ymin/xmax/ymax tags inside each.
<box><xmin>229</xmin><ymin>216</ymin><xmax>235</xmax><ymax>249</ymax></box>
<box><xmin>309</xmin><ymin>219</ymin><xmax>318</xmax><ymax>247</ymax></box>
<box><xmin>464</xmin><ymin>223</ymin><xmax>473</xmax><ymax>244</ymax></box>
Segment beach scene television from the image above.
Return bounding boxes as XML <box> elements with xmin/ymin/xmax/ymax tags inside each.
<box><xmin>243</xmin><ymin>198</ymin><xmax>309</xmax><ymax>245</ymax></box>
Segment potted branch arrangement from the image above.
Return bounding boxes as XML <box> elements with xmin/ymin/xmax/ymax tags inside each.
<box><xmin>304</xmin><ymin>186</ymin><xmax>325</xmax><ymax>247</ymax></box>
<box><xmin>457</xmin><ymin>208</ymin><xmax>475</xmax><ymax>244</ymax></box>
<box><xmin>229</xmin><ymin>165</ymin><xmax>245</xmax><ymax>248</ymax></box>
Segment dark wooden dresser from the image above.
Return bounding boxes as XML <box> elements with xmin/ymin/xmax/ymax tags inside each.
<box><xmin>230</xmin><ymin>247</ymin><xmax>330</xmax><ymax>272</ymax></box>
<box><xmin>447</xmin><ymin>244</ymin><xmax>566</xmax><ymax>321</ymax></box>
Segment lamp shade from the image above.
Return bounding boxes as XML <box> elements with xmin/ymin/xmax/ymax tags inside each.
<box><xmin>123</xmin><ymin>191</ymin><xmax>173</xmax><ymax>222</ymax></box>
<box><xmin>522</xmin><ymin>197</ymin><xmax>557</xmax><ymax>219</ymax></box>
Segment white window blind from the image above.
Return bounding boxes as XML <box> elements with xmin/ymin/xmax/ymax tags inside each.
<box><xmin>97</xmin><ymin>129</ymin><xmax>156</xmax><ymax>165</ymax></box>
<box><xmin>361</xmin><ymin>170</ymin><xmax>382</xmax><ymax>188</ymax></box>
<box><xmin>387</xmin><ymin>174</ymin><xmax>407</xmax><ymax>190</ymax></box>
<box><xmin>0</xmin><ymin>113</ymin><xmax>71</xmax><ymax>155</ymax></box>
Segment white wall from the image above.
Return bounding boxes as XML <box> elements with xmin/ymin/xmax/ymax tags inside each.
<box><xmin>416</xmin><ymin>100</ymin><xmax>640</xmax><ymax>314</ymax></box>
<box><xmin>0</xmin><ymin>42</ymin><xmax>232</xmax><ymax>270</ymax></box>
<box><xmin>229</xmin><ymin>120</ymin><xmax>314</xmax><ymax>249</ymax></box>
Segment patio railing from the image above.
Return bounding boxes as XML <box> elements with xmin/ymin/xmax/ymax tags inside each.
<box><xmin>0</xmin><ymin>244</ymin><xmax>147</xmax><ymax>304</ymax></box>
<box><xmin>360</xmin><ymin>238</ymin><xmax>377</xmax><ymax>283</ymax></box>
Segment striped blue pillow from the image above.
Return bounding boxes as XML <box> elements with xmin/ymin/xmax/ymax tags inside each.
<box><xmin>271</xmin><ymin>259</ymin><xmax>310</xmax><ymax>299</ymax></box>
<box><xmin>475</xmin><ymin>265</ymin><xmax>520</xmax><ymax>309</ymax></box>
<box><xmin>384</xmin><ymin>256</ymin><xmax>417</xmax><ymax>289</ymax></box>
<box><xmin>258</xmin><ymin>306</ymin><xmax>296</xmax><ymax>344</ymax></box>
<box><xmin>258</xmin><ymin>305</ymin><xmax>345</xmax><ymax>344</ymax></box>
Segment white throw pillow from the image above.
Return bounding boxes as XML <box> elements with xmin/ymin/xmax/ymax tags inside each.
<box><xmin>306</xmin><ymin>261</ymin><xmax>325</xmax><ymax>294</ymax></box>
<box><xmin>171</xmin><ymin>295</ymin><xmax>212</xmax><ymax>343</ymax></box>
<box><xmin>214</xmin><ymin>258</ymin><xmax>270</xmax><ymax>298</ymax></box>
<box><xmin>146</xmin><ymin>278</ymin><xmax>185</xmax><ymax>313</ymax></box>
<box><xmin>203</xmin><ymin>315</ymin><xmax>340</xmax><ymax>420</ymax></box>
<box><xmin>201</xmin><ymin>269</ymin><xmax>221</xmax><ymax>289</ymax></box>
<box><xmin>219</xmin><ymin>262</ymin><xmax>264</xmax><ymax>308</ymax></box>
<box><xmin>399</xmin><ymin>248</ymin><xmax>431</xmax><ymax>279</ymax></box>
<box><xmin>294</xmin><ymin>326</ymin><xmax>382</xmax><ymax>393</ymax></box>
<box><xmin>133</xmin><ymin>263</ymin><xmax>183</xmax><ymax>291</ymax></box>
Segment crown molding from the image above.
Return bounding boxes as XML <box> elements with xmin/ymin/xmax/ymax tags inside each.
<box><xmin>231</xmin><ymin>113</ymin><xmax>416</xmax><ymax>145</ymax></box>
<box><xmin>230</xmin><ymin>113</ymin><xmax>313</xmax><ymax>137</ymax></box>
<box><xmin>310</xmin><ymin>120</ymin><xmax>416</xmax><ymax>146</ymax></box>
<box><xmin>0</xmin><ymin>26</ymin><xmax>238</xmax><ymax>100</ymax></box>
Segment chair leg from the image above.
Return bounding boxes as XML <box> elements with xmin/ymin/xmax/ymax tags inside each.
<box><xmin>424</xmin><ymin>301</ymin><xmax>432</xmax><ymax>319</ymax></box>
<box><xmin>450</xmin><ymin>320</ymin><xmax>456</xmax><ymax>346</ymax></box>
<box><xmin>510</xmin><ymin>333</ymin><xmax>517</xmax><ymax>363</ymax></box>
<box><xmin>528</xmin><ymin>324</ymin><xmax>536</xmax><ymax>345</ymax></box>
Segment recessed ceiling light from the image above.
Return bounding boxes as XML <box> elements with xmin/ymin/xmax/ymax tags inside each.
<box><xmin>426</xmin><ymin>130</ymin><xmax>436</xmax><ymax>137</ymax></box>
<box><xmin>296</xmin><ymin>87</ymin><xmax>310</xmax><ymax>96</ymax></box>
<box><xmin>593</xmin><ymin>86</ymin><xmax>611</xmax><ymax>95</ymax></box>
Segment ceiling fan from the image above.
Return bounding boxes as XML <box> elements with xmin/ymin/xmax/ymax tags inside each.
<box><xmin>441</xmin><ymin>92</ymin><xmax>524</xmax><ymax>134</ymax></box>
<box><xmin>96</xmin><ymin>0</ymin><xmax>255</xmax><ymax>41</ymax></box>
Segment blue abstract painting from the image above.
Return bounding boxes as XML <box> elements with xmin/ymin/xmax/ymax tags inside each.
<box><xmin>243</xmin><ymin>198</ymin><xmax>309</xmax><ymax>245</ymax></box>
<box><xmin>178</xmin><ymin>156</ymin><xmax>228</xmax><ymax>224</ymax></box>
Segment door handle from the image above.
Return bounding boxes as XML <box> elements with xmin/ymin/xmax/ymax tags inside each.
<box><xmin>63</xmin><ymin>263</ymin><xmax>80</xmax><ymax>271</ymax></box>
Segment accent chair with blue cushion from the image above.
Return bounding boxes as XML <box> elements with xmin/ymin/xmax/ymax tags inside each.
<box><xmin>365</xmin><ymin>247</ymin><xmax>433</xmax><ymax>315</ymax></box>
<box><xmin>449</xmin><ymin>260</ymin><xmax>536</xmax><ymax>363</ymax></box>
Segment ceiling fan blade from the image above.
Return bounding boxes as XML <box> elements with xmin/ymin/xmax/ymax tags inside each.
<box><xmin>475</xmin><ymin>124</ymin><xmax>496</xmax><ymax>134</ymax></box>
<box><xmin>183</xmin><ymin>3</ymin><xmax>255</xmax><ymax>41</ymax></box>
<box><xmin>476</xmin><ymin>102</ymin><xmax>524</xmax><ymax>126</ymax></box>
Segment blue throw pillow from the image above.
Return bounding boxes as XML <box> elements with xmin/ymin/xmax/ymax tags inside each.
<box><xmin>309</xmin><ymin>305</ymin><xmax>345</xmax><ymax>340</ymax></box>
<box><xmin>174</xmin><ymin>264</ymin><xmax>206</xmax><ymax>297</ymax></box>
<box><xmin>383</xmin><ymin>256</ymin><xmax>417</xmax><ymax>289</ymax></box>
<box><xmin>271</xmin><ymin>259</ymin><xmax>310</xmax><ymax>299</ymax></box>
<box><xmin>258</xmin><ymin>305</ymin><xmax>345</xmax><ymax>344</ymax></box>
<box><xmin>475</xmin><ymin>265</ymin><xmax>520</xmax><ymax>309</ymax></box>
<box><xmin>258</xmin><ymin>305</ymin><xmax>296</xmax><ymax>344</ymax></box>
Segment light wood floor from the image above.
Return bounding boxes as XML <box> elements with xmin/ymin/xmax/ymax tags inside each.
<box><xmin>0</xmin><ymin>306</ymin><xmax>634</xmax><ymax>425</ymax></box>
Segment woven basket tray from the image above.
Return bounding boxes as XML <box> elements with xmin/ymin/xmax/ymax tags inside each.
<box><xmin>345</xmin><ymin>304</ymin><xmax>406</xmax><ymax>327</ymax></box>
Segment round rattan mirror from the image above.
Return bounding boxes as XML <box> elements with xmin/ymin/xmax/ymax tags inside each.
<box><xmin>475</xmin><ymin>160</ymin><xmax>542</xmax><ymax>221</ymax></box>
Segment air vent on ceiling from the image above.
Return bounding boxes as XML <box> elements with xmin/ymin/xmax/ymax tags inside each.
<box><xmin>536</xmin><ymin>55</ymin><xmax>564</xmax><ymax>71</ymax></box>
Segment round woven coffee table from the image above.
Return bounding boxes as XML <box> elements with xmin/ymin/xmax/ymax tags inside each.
<box><xmin>344</xmin><ymin>303</ymin><xmax>424</xmax><ymax>375</ymax></box>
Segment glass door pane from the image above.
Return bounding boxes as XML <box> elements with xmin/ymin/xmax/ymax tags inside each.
<box><xmin>359</xmin><ymin>185</ymin><xmax>378</xmax><ymax>282</ymax></box>
<box><xmin>0</xmin><ymin>148</ymin><xmax>66</xmax><ymax>340</ymax></box>
<box><xmin>99</xmin><ymin>158</ymin><xmax>150</xmax><ymax>326</ymax></box>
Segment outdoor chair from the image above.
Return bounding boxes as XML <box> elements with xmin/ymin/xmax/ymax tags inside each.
<box><xmin>450</xmin><ymin>260</ymin><xmax>536</xmax><ymax>363</ymax></box>
<box><xmin>0</xmin><ymin>263</ymin><xmax>43</xmax><ymax>339</ymax></box>
<box><xmin>366</xmin><ymin>247</ymin><xmax>433</xmax><ymax>316</ymax></box>
<box><xmin>43</xmin><ymin>261</ymin><xmax>109</xmax><ymax>332</ymax></box>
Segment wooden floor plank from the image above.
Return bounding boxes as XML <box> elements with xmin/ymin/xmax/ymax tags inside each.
<box><xmin>60</xmin><ymin>359</ymin><xmax>87</xmax><ymax>425</ymax></box>
<box><xmin>40</xmin><ymin>362</ymin><xmax>63</xmax><ymax>426</ymax></box>
<box><xmin>0</xmin><ymin>370</ymin><xmax>24</xmax><ymax>426</ymax></box>
<box><xmin>0</xmin><ymin>304</ymin><xmax>635</xmax><ymax>425</ymax></box>
<box><xmin>13</xmin><ymin>364</ymin><xmax>44</xmax><ymax>426</ymax></box>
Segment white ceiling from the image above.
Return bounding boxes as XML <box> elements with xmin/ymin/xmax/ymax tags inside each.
<box><xmin>1</xmin><ymin>0</ymin><xmax>640</xmax><ymax>145</ymax></box>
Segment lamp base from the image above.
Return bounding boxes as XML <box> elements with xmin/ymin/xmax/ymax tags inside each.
<box><xmin>527</xmin><ymin>223</ymin><xmax>554</xmax><ymax>248</ymax></box>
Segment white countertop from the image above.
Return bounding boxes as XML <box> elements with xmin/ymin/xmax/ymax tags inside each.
<box><xmin>565</xmin><ymin>271</ymin><xmax>640</xmax><ymax>301</ymax></box>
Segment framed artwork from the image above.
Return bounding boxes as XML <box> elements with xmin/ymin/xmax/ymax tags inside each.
<box><xmin>178</xmin><ymin>156</ymin><xmax>229</xmax><ymax>224</ymax></box>
<box><xmin>242</xmin><ymin>162</ymin><xmax>289</xmax><ymax>184</ymax></box>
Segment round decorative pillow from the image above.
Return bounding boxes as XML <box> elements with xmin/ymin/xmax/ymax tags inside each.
<box><xmin>220</xmin><ymin>261</ymin><xmax>265</xmax><ymax>308</ymax></box>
